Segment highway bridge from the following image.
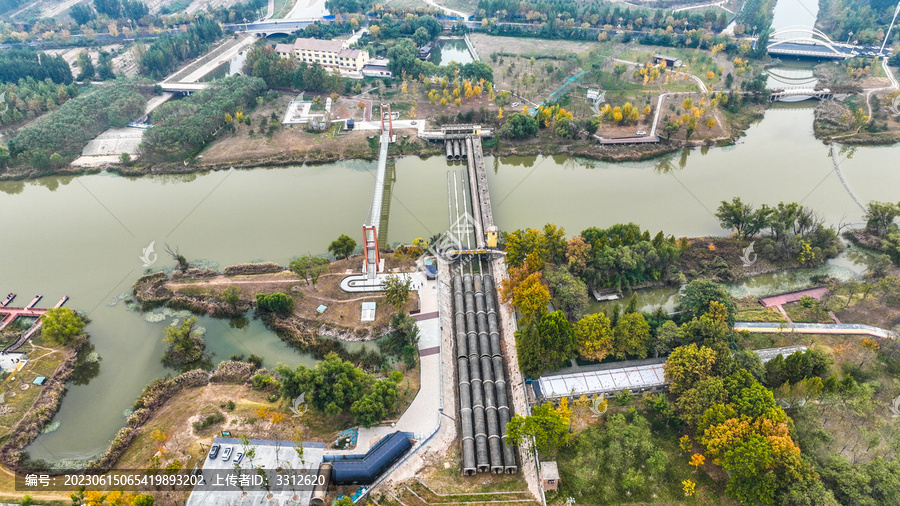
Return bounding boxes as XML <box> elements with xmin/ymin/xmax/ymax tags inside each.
<box><xmin>225</xmin><ymin>19</ymin><xmax>321</xmax><ymax>36</ymax></box>
<box><xmin>766</xmin><ymin>25</ymin><xmax>863</xmax><ymax>59</ymax></box>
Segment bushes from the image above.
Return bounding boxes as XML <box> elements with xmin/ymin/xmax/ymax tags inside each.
<box><xmin>256</xmin><ymin>292</ymin><xmax>294</xmax><ymax>316</ymax></box>
<box><xmin>139</xmin><ymin>76</ymin><xmax>265</xmax><ymax>162</ymax></box>
<box><xmin>192</xmin><ymin>412</ymin><xmax>225</xmax><ymax>431</ymax></box>
<box><xmin>6</xmin><ymin>81</ymin><xmax>146</xmax><ymax>169</ymax></box>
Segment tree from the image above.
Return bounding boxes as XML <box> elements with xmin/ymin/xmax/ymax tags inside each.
<box><xmin>276</xmin><ymin>353</ymin><xmax>373</xmax><ymax>415</ymax></box>
<box><xmin>566</xmin><ymin>412</ymin><xmax>670</xmax><ymax>501</ymax></box>
<box><xmin>506</xmin><ymin>403</ymin><xmax>569</xmax><ymax>456</ymax></box>
<box><xmin>613</xmin><ymin>312</ymin><xmax>651</xmax><ymax>359</ymax></box>
<box><xmin>76</xmin><ymin>51</ymin><xmax>95</xmax><ymax>82</ymax></box>
<box><xmin>221</xmin><ymin>285</ymin><xmax>240</xmax><ymax>308</ymax></box>
<box><xmin>328</xmin><ymin>234</ymin><xmax>357</xmax><ymax>259</ymax></box>
<box><xmin>70</xmin><ymin>4</ymin><xmax>96</xmax><ymax>25</ymax></box>
<box><xmin>722</xmin><ymin>435</ymin><xmax>778</xmax><ymax>504</ymax></box>
<box><xmin>131</xmin><ymin>496</ymin><xmax>155</xmax><ymax>506</ymax></box>
<box><xmin>461</xmin><ymin>61</ymin><xmax>494</xmax><ymax>83</ymax></box>
<box><xmin>544</xmin><ymin>267</ymin><xmax>588</xmax><ymax>319</ymax></box>
<box><xmin>510</xmin><ymin>272</ymin><xmax>551</xmax><ymax>321</ymax></box>
<box><xmin>516</xmin><ymin>311</ymin><xmax>575</xmax><ymax>377</ymax></box>
<box><xmin>676</xmin><ymin>376</ymin><xmax>728</xmax><ymax>426</ymax></box>
<box><xmin>690</xmin><ymin>453</ymin><xmax>706</xmax><ymax>471</ymax></box>
<box><xmin>383</xmin><ymin>274</ymin><xmax>412</xmax><ymax>313</ymax></box>
<box><xmin>676</xmin><ymin>279</ymin><xmax>738</xmax><ymax>326</ymax></box>
<box><xmin>289</xmin><ymin>255</ymin><xmax>329</xmax><ymax>287</ymax></box>
<box><xmin>575</xmin><ymin>313</ymin><xmax>614</xmax><ymax>361</ymax></box>
<box><xmin>413</xmin><ymin>27</ymin><xmax>431</xmax><ymax>47</ymax></box>
<box><xmin>162</xmin><ymin>316</ymin><xmax>205</xmax><ymax>366</ymax></box>
<box><xmin>351</xmin><ymin>376</ymin><xmax>399</xmax><ymax>427</ymax></box>
<box><xmin>716</xmin><ymin>197</ymin><xmax>771</xmax><ymax>238</ymax></box>
<box><xmin>664</xmin><ymin>343</ymin><xmax>717</xmax><ymax>394</ymax></box>
<box><xmin>255</xmin><ymin>293</ymin><xmax>294</xmax><ymax>315</ymax></box>
<box><xmin>40</xmin><ymin>308</ymin><xmax>85</xmax><ymax>344</ymax></box>
<box><xmin>864</xmin><ymin>201</ymin><xmax>900</xmax><ymax>237</ymax></box>
<box><xmin>501</xmin><ymin>113</ymin><xmax>539</xmax><ymax>139</ymax></box>
<box><xmin>386</xmin><ymin>40</ymin><xmax>420</xmax><ymax>78</ymax></box>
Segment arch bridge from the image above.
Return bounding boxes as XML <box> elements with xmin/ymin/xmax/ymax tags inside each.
<box><xmin>767</xmin><ymin>25</ymin><xmax>856</xmax><ymax>59</ymax></box>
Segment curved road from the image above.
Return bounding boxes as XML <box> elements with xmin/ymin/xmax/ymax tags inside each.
<box><xmin>422</xmin><ymin>0</ymin><xmax>469</xmax><ymax>18</ymax></box>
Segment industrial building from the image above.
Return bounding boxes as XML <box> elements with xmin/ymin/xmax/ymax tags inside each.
<box><xmin>275</xmin><ymin>38</ymin><xmax>370</xmax><ymax>72</ymax></box>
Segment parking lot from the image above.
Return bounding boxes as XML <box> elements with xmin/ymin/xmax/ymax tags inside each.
<box><xmin>187</xmin><ymin>438</ymin><xmax>325</xmax><ymax>505</ymax></box>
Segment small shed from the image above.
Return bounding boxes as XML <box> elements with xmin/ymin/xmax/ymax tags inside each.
<box><xmin>541</xmin><ymin>461</ymin><xmax>559</xmax><ymax>491</ymax></box>
<box><xmin>361</xmin><ymin>301</ymin><xmax>376</xmax><ymax>322</ymax></box>
<box><xmin>33</xmin><ymin>376</ymin><xmax>47</xmax><ymax>386</ymax></box>
<box><xmin>316</xmin><ymin>304</ymin><xmax>328</xmax><ymax>315</ymax></box>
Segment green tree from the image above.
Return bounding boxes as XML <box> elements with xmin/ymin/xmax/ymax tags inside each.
<box><xmin>575</xmin><ymin>313</ymin><xmax>614</xmax><ymax>361</ymax></box>
<box><xmin>506</xmin><ymin>403</ymin><xmax>569</xmax><ymax>456</ymax></box>
<box><xmin>276</xmin><ymin>353</ymin><xmax>373</xmax><ymax>416</ymax></box>
<box><xmin>220</xmin><ymin>285</ymin><xmax>240</xmax><ymax>308</ymax></box>
<box><xmin>613</xmin><ymin>312</ymin><xmax>651</xmax><ymax>359</ymax></box>
<box><xmin>723</xmin><ymin>435</ymin><xmax>778</xmax><ymax>504</ymax></box>
<box><xmin>290</xmin><ymin>255</ymin><xmax>329</xmax><ymax>287</ymax></box>
<box><xmin>676</xmin><ymin>279</ymin><xmax>738</xmax><ymax>326</ymax></box>
<box><xmin>162</xmin><ymin>316</ymin><xmax>205</xmax><ymax>366</ymax></box>
<box><xmin>39</xmin><ymin>307</ymin><xmax>85</xmax><ymax>344</ymax></box>
<box><xmin>544</xmin><ymin>267</ymin><xmax>588</xmax><ymax>319</ymax></box>
<box><xmin>664</xmin><ymin>343</ymin><xmax>717</xmax><ymax>395</ymax></box>
<box><xmin>328</xmin><ymin>234</ymin><xmax>357</xmax><ymax>259</ymax></box>
<box><xmin>76</xmin><ymin>50</ymin><xmax>95</xmax><ymax>81</ymax></box>
<box><xmin>351</xmin><ymin>376</ymin><xmax>399</xmax><ymax>427</ymax></box>
<box><xmin>333</xmin><ymin>497</ymin><xmax>353</xmax><ymax>506</ymax></box>
<box><xmin>386</xmin><ymin>40</ymin><xmax>420</xmax><ymax>78</ymax></box>
<box><xmin>864</xmin><ymin>201</ymin><xmax>900</xmax><ymax>237</ymax></box>
<box><xmin>515</xmin><ymin>310</ymin><xmax>575</xmax><ymax>377</ymax></box>
<box><xmin>566</xmin><ymin>413</ymin><xmax>670</xmax><ymax>501</ymax></box>
<box><xmin>501</xmin><ymin>113</ymin><xmax>539</xmax><ymax>139</ymax></box>
<box><xmin>676</xmin><ymin>376</ymin><xmax>728</xmax><ymax>426</ymax></box>
<box><xmin>131</xmin><ymin>495</ymin><xmax>155</xmax><ymax>506</ymax></box>
<box><xmin>255</xmin><ymin>292</ymin><xmax>294</xmax><ymax>315</ymax></box>
<box><xmin>383</xmin><ymin>274</ymin><xmax>412</xmax><ymax>313</ymax></box>
<box><xmin>716</xmin><ymin>197</ymin><xmax>771</xmax><ymax>238</ymax></box>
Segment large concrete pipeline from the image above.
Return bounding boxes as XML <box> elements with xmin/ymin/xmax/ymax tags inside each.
<box><xmin>454</xmin><ymin>140</ymin><xmax>462</xmax><ymax>160</ymax></box>
<box><xmin>461</xmin><ymin>139</ymin><xmax>469</xmax><ymax>159</ymax></box>
<box><xmin>482</xmin><ymin>275</ymin><xmax>518</xmax><ymax>473</ymax></box>
<box><xmin>446</xmin><ymin>140</ymin><xmax>453</xmax><ymax>160</ymax></box>
<box><xmin>453</xmin><ymin>275</ymin><xmax>477</xmax><ymax>475</ymax></box>
<box><xmin>463</xmin><ymin>274</ymin><xmax>489</xmax><ymax>472</ymax></box>
<box><xmin>474</xmin><ymin>276</ymin><xmax>503</xmax><ymax>472</ymax></box>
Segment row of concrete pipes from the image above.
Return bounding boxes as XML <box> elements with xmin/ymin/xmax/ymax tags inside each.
<box><xmin>445</xmin><ymin>139</ymin><xmax>469</xmax><ymax>160</ymax></box>
<box><xmin>453</xmin><ymin>273</ymin><xmax>517</xmax><ymax>475</ymax></box>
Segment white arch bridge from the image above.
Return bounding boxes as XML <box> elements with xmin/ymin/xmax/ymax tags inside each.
<box><xmin>767</xmin><ymin>25</ymin><xmax>857</xmax><ymax>59</ymax></box>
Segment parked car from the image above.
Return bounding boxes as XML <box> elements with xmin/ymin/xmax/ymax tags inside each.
<box><xmin>208</xmin><ymin>444</ymin><xmax>220</xmax><ymax>459</ymax></box>
<box><xmin>511</xmin><ymin>101</ymin><xmax>521</xmax><ymax>107</ymax></box>
<box><xmin>221</xmin><ymin>446</ymin><xmax>233</xmax><ymax>461</ymax></box>
<box><xmin>233</xmin><ymin>451</ymin><xmax>244</xmax><ymax>464</ymax></box>
<box><xmin>635</xmin><ymin>130</ymin><xmax>647</xmax><ymax>136</ymax></box>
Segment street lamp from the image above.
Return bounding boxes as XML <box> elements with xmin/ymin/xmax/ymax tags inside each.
<box><xmin>847</xmin><ymin>31</ymin><xmax>853</xmax><ymax>45</ymax></box>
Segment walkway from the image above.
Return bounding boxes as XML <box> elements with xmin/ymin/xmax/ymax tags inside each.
<box><xmin>422</xmin><ymin>0</ymin><xmax>469</xmax><ymax>18</ymax></box>
<box><xmin>759</xmin><ymin>286</ymin><xmax>828</xmax><ymax>307</ymax></box>
<box><xmin>327</xmin><ymin>274</ymin><xmax>441</xmax><ymax>455</ymax></box>
<box><xmin>1</xmin><ymin>295</ymin><xmax>69</xmax><ymax>353</ymax></box>
<box><xmin>734</xmin><ymin>322</ymin><xmax>899</xmax><ymax>339</ymax></box>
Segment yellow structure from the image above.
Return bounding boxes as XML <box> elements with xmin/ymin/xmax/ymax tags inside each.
<box><xmin>486</xmin><ymin>225</ymin><xmax>498</xmax><ymax>248</ymax></box>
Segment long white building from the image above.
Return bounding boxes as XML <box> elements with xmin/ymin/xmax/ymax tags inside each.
<box><xmin>275</xmin><ymin>37</ymin><xmax>370</xmax><ymax>72</ymax></box>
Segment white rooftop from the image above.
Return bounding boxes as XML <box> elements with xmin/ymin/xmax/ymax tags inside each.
<box><xmin>361</xmin><ymin>301</ymin><xmax>376</xmax><ymax>322</ymax></box>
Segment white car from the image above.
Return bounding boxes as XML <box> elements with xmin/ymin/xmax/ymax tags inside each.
<box><xmin>511</xmin><ymin>102</ymin><xmax>521</xmax><ymax>107</ymax></box>
<box><xmin>221</xmin><ymin>446</ymin><xmax>233</xmax><ymax>461</ymax></box>
<box><xmin>635</xmin><ymin>130</ymin><xmax>647</xmax><ymax>136</ymax></box>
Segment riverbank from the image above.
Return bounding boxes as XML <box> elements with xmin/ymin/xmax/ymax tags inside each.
<box><xmin>0</xmin><ymin>101</ymin><xmax>769</xmax><ymax>182</ymax></box>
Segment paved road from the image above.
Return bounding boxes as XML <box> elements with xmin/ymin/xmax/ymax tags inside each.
<box><xmin>735</xmin><ymin>322</ymin><xmax>898</xmax><ymax>339</ymax></box>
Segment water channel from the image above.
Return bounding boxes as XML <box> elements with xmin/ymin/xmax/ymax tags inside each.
<box><xmin>3</xmin><ymin>0</ymin><xmax>898</xmax><ymax>465</ymax></box>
